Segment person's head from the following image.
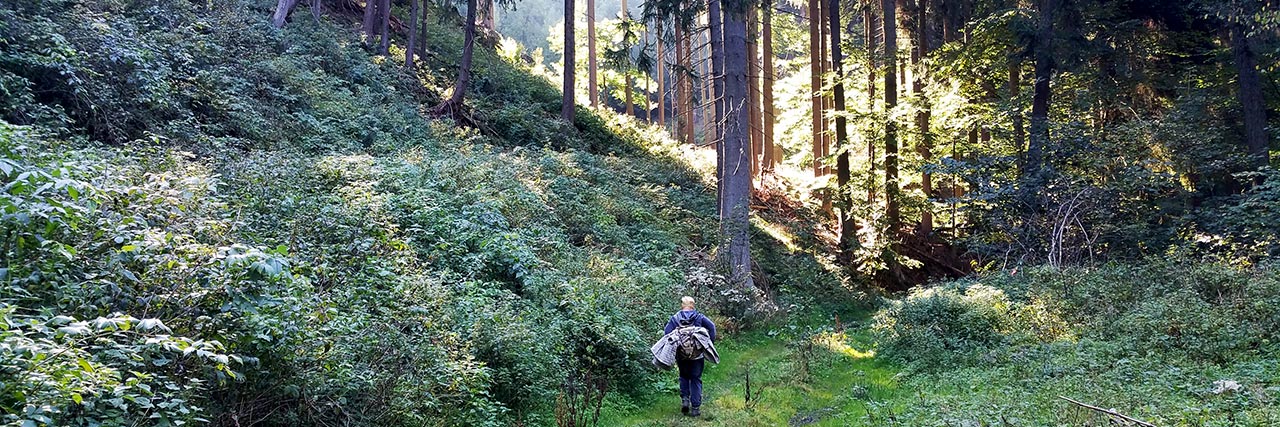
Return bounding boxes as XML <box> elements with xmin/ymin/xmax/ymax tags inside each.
<box><xmin>680</xmin><ymin>296</ymin><xmax>695</xmax><ymax>310</ymax></box>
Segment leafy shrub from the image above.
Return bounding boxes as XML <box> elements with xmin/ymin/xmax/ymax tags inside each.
<box><xmin>873</xmin><ymin>284</ymin><xmax>1013</xmax><ymax>368</ymax></box>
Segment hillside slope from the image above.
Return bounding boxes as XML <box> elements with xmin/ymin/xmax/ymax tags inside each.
<box><xmin>0</xmin><ymin>1</ymin><xmax>851</xmax><ymax>426</ymax></box>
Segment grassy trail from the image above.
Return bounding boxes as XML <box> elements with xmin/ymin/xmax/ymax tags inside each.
<box><xmin>600</xmin><ymin>319</ymin><xmax>902</xmax><ymax>427</ymax></box>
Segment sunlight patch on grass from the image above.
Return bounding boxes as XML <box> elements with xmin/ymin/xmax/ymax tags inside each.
<box><xmin>814</xmin><ymin>331</ymin><xmax>875</xmax><ymax>359</ymax></box>
<box><xmin>753</xmin><ymin>217</ymin><xmax>800</xmax><ymax>253</ymax></box>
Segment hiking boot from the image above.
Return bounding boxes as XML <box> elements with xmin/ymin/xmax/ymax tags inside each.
<box><xmin>680</xmin><ymin>398</ymin><xmax>690</xmax><ymax>415</ymax></box>
<box><xmin>690</xmin><ymin>407</ymin><xmax>701</xmax><ymax>417</ymax></box>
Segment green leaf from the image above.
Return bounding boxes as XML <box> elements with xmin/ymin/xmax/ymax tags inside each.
<box><xmin>71</xmin><ymin>393</ymin><xmax>83</xmax><ymax>405</ymax></box>
<box><xmin>78</xmin><ymin>358</ymin><xmax>95</xmax><ymax>373</ymax></box>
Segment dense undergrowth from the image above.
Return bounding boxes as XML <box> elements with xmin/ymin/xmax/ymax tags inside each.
<box><xmin>0</xmin><ymin>1</ymin><xmax>850</xmax><ymax>426</ymax></box>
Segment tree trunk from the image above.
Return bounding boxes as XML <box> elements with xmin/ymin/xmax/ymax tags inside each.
<box><xmin>1009</xmin><ymin>62</ymin><xmax>1023</xmax><ymax>163</ymax></box>
<box><xmin>363</xmin><ymin>0</ymin><xmax>377</xmax><ymax>42</ymax></box>
<box><xmin>721</xmin><ymin>0</ymin><xmax>758</xmax><ymax>294</ymax></box>
<box><xmin>1027</xmin><ymin>0</ymin><xmax>1056</xmax><ymax>183</ymax></box>
<box><xmin>865</xmin><ymin>2</ymin><xmax>877</xmax><ymax>205</ymax></box>
<box><xmin>914</xmin><ymin>0</ymin><xmax>932</xmax><ymax>236</ymax></box>
<box><xmin>709</xmin><ymin>4</ymin><xmax>726</xmax><ymax>221</ymax></box>
<box><xmin>272</xmin><ymin>0</ymin><xmax>301</xmax><ymax>28</ymax></box>
<box><xmin>406</xmin><ymin>0</ymin><xmax>419</xmax><ymax>67</ymax></box>
<box><xmin>379</xmin><ymin>0</ymin><xmax>391</xmax><ymax>55</ymax></box>
<box><xmin>681</xmin><ymin>29</ymin><xmax>695</xmax><ymax>144</ymax></box>
<box><xmin>419</xmin><ymin>0</ymin><xmax>429</xmax><ymax>58</ymax></box>
<box><xmin>830</xmin><ymin>0</ymin><xmax>855</xmax><ymax>257</ymax></box>
<box><xmin>562</xmin><ymin>0</ymin><xmax>576</xmax><ymax>122</ymax></box>
<box><xmin>623</xmin><ymin>0</ymin><xmax>633</xmax><ymax>116</ymax></box>
<box><xmin>658</xmin><ymin>23</ymin><xmax>666</xmax><ymax>128</ymax></box>
<box><xmin>808</xmin><ymin>0</ymin><xmax>823</xmax><ymax>178</ymax></box>
<box><xmin>762</xmin><ymin>1</ymin><xmax>776</xmax><ymax>171</ymax></box>
<box><xmin>747</xmin><ymin>6</ymin><xmax>762</xmax><ymax>182</ymax></box>
<box><xmin>818</xmin><ymin>0</ymin><xmax>830</xmax><ymax>178</ymax></box>
<box><xmin>883</xmin><ymin>0</ymin><xmax>899</xmax><ymax>233</ymax></box>
<box><xmin>587</xmin><ymin>0</ymin><xmax>599</xmax><ymax>108</ymax></box>
<box><xmin>1231</xmin><ymin>23</ymin><xmax>1270</xmax><ymax>166</ymax></box>
<box><xmin>432</xmin><ymin>0</ymin><xmax>478</xmax><ymax>118</ymax></box>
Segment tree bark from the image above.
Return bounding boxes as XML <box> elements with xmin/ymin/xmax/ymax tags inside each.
<box><xmin>623</xmin><ymin>0</ymin><xmax>633</xmax><ymax>116</ymax></box>
<box><xmin>562</xmin><ymin>0</ymin><xmax>576</xmax><ymax>122</ymax></box>
<box><xmin>1231</xmin><ymin>23</ymin><xmax>1270</xmax><ymax>166</ymax></box>
<box><xmin>721</xmin><ymin>0</ymin><xmax>757</xmax><ymax>293</ymax></box>
<box><xmin>658</xmin><ymin>23</ymin><xmax>666</xmax><ymax>128</ymax></box>
<box><xmin>379</xmin><ymin>0</ymin><xmax>391</xmax><ymax>55</ymax></box>
<box><xmin>1009</xmin><ymin>62</ymin><xmax>1023</xmax><ymax>163</ymax></box>
<box><xmin>747</xmin><ymin>6</ymin><xmax>762</xmax><ymax>182</ymax></box>
<box><xmin>808</xmin><ymin>0</ymin><xmax>823</xmax><ymax>177</ymax></box>
<box><xmin>762</xmin><ymin>1</ymin><xmax>776</xmax><ymax>171</ymax></box>
<box><xmin>830</xmin><ymin>0</ymin><xmax>855</xmax><ymax>257</ymax></box>
<box><xmin>272</xmin><ymin>0</ymin><xmax>301</xmax><ymax>28</ymax></box>
<box><xmin>865</xmin><ymin>2</ymin><xmax>877</xmax><ymax>205</ymax></box>
<box><xmin>406</xmin><ymin>0</ymin><xmax>419</xmax><ymax>67</ymax></box>
<box><xmin>588</xmin><ymin>0</ymin><xmax>599</xmax><ymax>107</ymax></box>
<box><xmin>419</xmin><ymin>0</ymin><xmax>429</xmax><ymax>58</ymax></box>
<box><xmin>432</xmin><ymin>0</ymin><xmax>478</xmax><ymax>118</ymax></box>
<box><xmin>709</xmin><ymin>3</ymin><xmax>726</xmax><ymax>221</ymax></box>
<box><xmin>681</xmin><ymin>29</ymin><xmax>695</xmax><ymax>144</ymax></box>
<box><xmin>363</xmin><ymin>0</ymin><xmax>377</xmax><ymax>42</ymax></box>
<box><xmin>1026</xmin><ymin>0</ymin><xmax>1056</xmax><ymax>184</ymax></box>
<box><xmin>914</xmin><ymin>0</ymin><xmax>932</xmax><ymax>236</ymax></box>
<box><xmin>883</xmin><ymin>0</ymin><xmax>899</xmax><ymax>233</ymax></box>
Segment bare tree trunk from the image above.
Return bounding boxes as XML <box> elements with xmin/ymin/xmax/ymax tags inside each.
<box><xmin>747</xmin><ymin>6</ymin><xmax>762</xmax><ymax>182</ymax></box>
<box><xmin>1231</xmin><ymin>22</ymin><xmax>1270</xmax><ymax>166</ymax></box>
<box><xmin>721</xmin><ymin>0</ymin><xmax>758</xmax><ymax>294</ymax></box>
<box><xmin>658</xmin><ymin>23</ymin><xmax>666</xmax><ymax>128</ymax></box>
<box><xmin>623</xmin><ymin>0</ymin><xmax>634</xmax><ymax>117</ymax></box>
<box><xmin>762</xmin><ymin>1</ymin><xmax>776</xmax><ymax>171</ymax></box>
<box><xmin>562</xmin><ymin>0</ymin><xmax>576</xmax><ymax>122</ymax></box>
<box><xmin>419</xmin><ymin>0</ymin><xmax>430</xmax><ymax>58</ymax></box>
<box><xmin>914</xmin><ymin>0</ymin><xmax>932</xmax><ymax>236</ymax></box>
<box><xmin>709</xmin><ymin>3</ymin><xmax>726</xmax><ymax>221</ymax></box>
<box><xmin>1026</xmin><ymin>0</ymin><xmax>1056</xmax><ymax>183</ymax></box>
<box><xmin>379</xmin><ymin>0</ymin><xmax>391</xmax><ymax>55</ymax></box>
<box><xmin>432</xmin><ymin>0</ymin><xmax>478</xmax><ymax>118</ymax></box>
<box><xmin>830</xmin><ymin>0</ymin><xmax>855</xmax><ymax>257</ymax></box>
<box><xmin>818</xmin><ymin>0</ymin><xmax>830</xmax><ymax>178</ymax></box>
<box><xmin>406</xmin><ymin>0</ymin><xmax>419</xmax><ymax>67</ymax></box>
<box><xmin>588</xmin><ymin>0</ymin><xmax>599</xmax><ymax>108</ymax></box>
<box><xmin>363</xmin><ymin>0</ymin><xmax>377</xmax><ymax>41</ymax></box>
<box><xmin>681</xmin><ymin>29</ymin><xmax>695</xmax><ymax>144</ymax></box>
<box><xmin>1009</xmin><ymin>62</ymin><xmax>1023</xmax><ymax>163</ymax></box>
<box><xmin>883</xmin><ymin>0</ymin><xmax>899</xmax><ymax>233</ymax></box>
<box><xmin>272</xmin><ymin>0</ymin><xmax>301</xmax><ymax>28</ymax></box>
<box><xmin>808</xmin><ymin>0</ymin><xmax>823</xmax><ymax>178</ymax></box>
<box><xmin>865</xmin><ymin>2</ymin><xmax>877</xmax><ymax>205</ymax></box>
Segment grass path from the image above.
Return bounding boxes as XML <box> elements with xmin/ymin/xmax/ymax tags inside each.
<box><xmin>599</xmin><ymin>319</ymin><xmax>902</xmax><ymax>427</ymax></box>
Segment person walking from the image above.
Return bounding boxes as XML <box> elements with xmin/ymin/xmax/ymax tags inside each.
<box><xmin>662</xmin><ymin>296</ymin><xmax>717</xmax><ymax>417</ymax></box>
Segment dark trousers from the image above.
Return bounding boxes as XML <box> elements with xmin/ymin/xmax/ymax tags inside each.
<box><xmin>676</xmin><ymin>358</ymin><xmax>705</xmax><ymax>408</ymax></box>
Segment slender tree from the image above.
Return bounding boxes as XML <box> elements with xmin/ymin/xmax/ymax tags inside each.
<box><xmin>913</xmin><ymin>0</ymin><xmax>933</xmax><ymax>235</ymax></box>
<box><xmin>762</xmin><ymin>0</ymin><xmax>776</xmax><ymax>171</ymax></box>
<box><xmin>406</xmin><ymin>0</ymin><xmax>420</xmax><ymax>67</ymax></box>
<box><xmin>1229</xmin><ymin>9</ymin><xmax>1270</xmax><ymax>165</ymax></box>
<box><xmin>883</xmin><ymin>0</ymin><xmax>899</xmax><ymax>232</ymax></box>
<box><xmin>865</xmin><ymin>1</ymin><xmax>877</xmax><ymax>205</ymax></box>
<box><xmin>419</xmin><ymin>0</ymin><xmax>430</xmax><ymax>58</ymax></box>
<box><xmin>710</xmin><ymin>0</ymin><xmax>726</xmax><ymax>219</ymax></box>
<box><xmin>1026</xmin><ymin>0</ymin><xmax>1057</xmax><ymax>183</ymax></box>
<box><xmin>720</xmin><ymin>0</ymin><xmax>757</xmax><ymax>293</ymax></box>
<box><xmin>1009</xmin><ymin>62</ymin><xmax>1023</xmax><ymax>161</ymax></box>
<box><xmin>830</xmin><ymin>0</ymin><xmax>855</xmax><ymax>256</ymax></box>
<box><xmin>379</xmin><ymin>0</ymin><xmax>391</xmax><ymax>55</ymax></box>
<box><xmin>657</xmin><ymin>22</ymin><xmax>666</xmax><ymax>127</ymax></box>
<box><xmin>562</xmin><ymin>0</ymin><xmax>577</xmax><ymax>121</ymax></box>
<box><xmin>681</xmin><ymin>26</ymin><xmax>696</xmax><ymax>144</ymax></box>
<box><xmin>588</xmin><ymin>0</ymin><xmax>599</xmax><ymax>107</ymax></box>
<box><xmin>808</xmin><ymin>0</ymin><xmax>823</xmax><ymax>177</ymax></box>
<box><xmin>432</xmin><ymin>0</ymin><xmax>479</xmax><ymax>118</ymax></box>
<box><xmin>623</xmin><ymin>0</ymin><xmax>634</xmax><ymax>116</ymax></box>
<box><xmin>747</xmin><ymin>5</ymin><xmax>762</xmax><ymax>181</ymax></box>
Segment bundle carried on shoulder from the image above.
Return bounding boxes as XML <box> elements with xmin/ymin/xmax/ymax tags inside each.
<box><xmin>651</xmin><ymin>320</ymin><xmax>719</xmax><ymax>370</ymax></box>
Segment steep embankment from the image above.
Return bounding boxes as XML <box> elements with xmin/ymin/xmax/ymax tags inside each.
<box><xmin>0</xmin><ymin>1</ymin><xmax>852</xmax><ymax>426</ymax></box>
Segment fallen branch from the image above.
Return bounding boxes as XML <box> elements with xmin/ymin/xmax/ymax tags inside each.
<box><xmin>1058</xmin><ymin>396</ymin><xmax>1155</xmax><ymax>427</ymax></box>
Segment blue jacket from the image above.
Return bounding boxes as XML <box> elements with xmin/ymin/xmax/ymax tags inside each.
<box><xmin>664</xmin><ymin>309</ymin><xmax>716</xmax><ymax>341</ymax></box>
